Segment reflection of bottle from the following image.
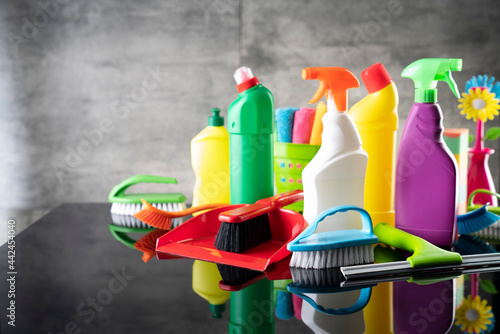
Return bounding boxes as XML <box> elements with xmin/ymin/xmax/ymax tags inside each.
<box><xmin>393</xmin><ymin>280</ymin><xmax>456</xmax><ymax>334</ymax></box>
<box><xmin>301</xmin><ymin>293</ymin><xmax>365</xmax><ymax>333</ymax></box>
<box><xmin>191</xmin><ymin>108</ymin><xmax>230</xmax><ymax>211</ymax></box>
<box><xmin>192</xmin><ymin>260</ymin><xmax>230</xmax><ymax>318</ymax></box>
<box><xmin>396</xmin><ymin>58</ymin><xmax>462</xmax><ymax>247</ymax></box>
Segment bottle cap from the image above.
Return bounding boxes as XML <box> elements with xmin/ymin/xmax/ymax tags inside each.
<box><xmin>361</xmin><ymin>63</ymin><xmax>393</xmax><ymax>94</ymax></box>
<box><xmin>209</xmin><ymin>303</ymin><xmax>226</xmax><ymax>318</ymax></box>
<box><xmin>208</xmin><ymin>108</ymin><xmax>224</xmax><ymax>126</ymax></box>
<box><xmin>234</xmin><ymin>66</ymin><xmax>259</xmax><ymax>93</ymax></box>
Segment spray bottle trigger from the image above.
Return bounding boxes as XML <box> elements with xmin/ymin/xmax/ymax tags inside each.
<box><xmin>309</xmin><ymin>81</ymin><xmax>327</xmax><ymax>104</ymax></box>
<box><xmin>435</xmin><ymin>71</ymin><xmax>460</xmax><ymax>98</ymax></box>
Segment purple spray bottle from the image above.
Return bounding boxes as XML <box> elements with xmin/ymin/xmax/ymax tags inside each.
<box><xmin>395</xmin><ymin>58</ymin><xmax>462</xmax><ymax>247</ymax></box>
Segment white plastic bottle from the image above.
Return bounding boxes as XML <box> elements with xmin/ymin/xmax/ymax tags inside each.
<box><xmin>300</xmin><ymin>67</ymin><xmax>368</xmax><ymax>334</ymax></box>
<box><xmin>302</xmin><ymin>95</ymin><xmax>367</xmax><ymax>232</ymax></box>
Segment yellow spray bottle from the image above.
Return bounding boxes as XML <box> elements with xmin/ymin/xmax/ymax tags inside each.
<box><xmin>349</xmin><ymin>63</ymin><xmax>398</xmax><ymax>334</ymax></box>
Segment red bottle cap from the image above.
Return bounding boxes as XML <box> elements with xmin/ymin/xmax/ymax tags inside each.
<box><xmin>361</xmin><ymin>63</ymin><xmax>393</xmax><ymax>94</ymax></box>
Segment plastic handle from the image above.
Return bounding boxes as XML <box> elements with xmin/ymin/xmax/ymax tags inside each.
<box><xmin>297</xmin><ymin>205</ymin><xmax>374</xmax><ymax>241</ymax></box>
<box><xmin>108</xmin><ymin>175</ymin><xmax>178</xmax><ymax>201</ymax></box>
<box><xmin>374</xmin><ymin>223</ymin><xmax>462</xmax><ymax>268</ymax></box>
<box><xmin>108</xmin><ymin>224</ymin><xmax>155</xmax><ymax>249</ymax></box>
<box><xmin>468</xmin><ymin>189</ymin><xmax>500</xmax><ymax>207</ymax></box>
<box><xmin>292</xmin><ymin>288</ymin><xmax>372</xmax><ymax>315</ymax></box>
<box><xmin>218</xmin><ymin>190</ymin><xmax>303</xmax><ymax>223</ymax></box>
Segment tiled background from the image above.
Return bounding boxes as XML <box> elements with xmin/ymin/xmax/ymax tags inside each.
<box><xmin>1</xmin><ymin>0</ymin><xmax>499</xmax><ymax>243</ymax></box>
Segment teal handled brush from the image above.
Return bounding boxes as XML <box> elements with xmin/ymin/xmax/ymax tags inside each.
<box><xmin>457</xmin><ymin>204</ymin><xmax>500</xmax><ymax>235</ymax></box>
<box><xmin>288</xmin><ymin>205</ymin><xmax>378</xmax><ymax>269</ymax></box>
<box><xmin>109</xmin><ymin>175</ymin><xmax>187</xmax><ymax>228</ymax></box>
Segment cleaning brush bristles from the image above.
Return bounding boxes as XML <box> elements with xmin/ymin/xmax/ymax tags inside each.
<box><xmin>290</xmin><ymin>267</ymin><xmax>345</xmax><ymax>288</ymax></box>
<box><xmin>111</xmin><ymin>202</ymin><xmax>185</xmax><ymax>228</ymax></box>
<box><xmin>457</xmin><ymin>205</ymin><xmax>500</xmax><ymax>235</ymax></box>
<box><xmin>134</xmin><ymin>200</ymin><xmax>228</xmax><ymax>230</ymax></box>
<box><xmin>214</xmin><ymin>190</ymin><xmax>304</xmax><ymax>254</ymax></box>
<box><xmin>134</xmin><ymin>228</ymin><xmax>169</xmax><ymax>263</ymax></box>
<box><xmin>214</xmin><ymin>214</ymin><xmax>272</xmax><ymax>253</ymax></box>
<box><xmin>289</xmin><ymin>244</ymin><xmax>374</xmax><ymax>269</ymax></box>
<box><xmin>287</xmin><ymin>205</ymin><xmax>378</xmax><ymax>269</ymax></box>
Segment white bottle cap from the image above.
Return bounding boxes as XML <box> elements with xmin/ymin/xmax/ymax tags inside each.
<box><xmin>233</xmin><ymin>66</ymin><xmax>254</xmax><ymax>85</ymax></box>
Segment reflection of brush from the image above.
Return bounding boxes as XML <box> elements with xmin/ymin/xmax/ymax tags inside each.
<box><xmin>109</xmin><ymin>175</ymin><xmax>187</xmax><ymax>228</ymax></box>
<box><xmin>134</xmin><ymin>201</ymin><xmax>227</xmax><ymax>230</ymax></box>
<box><xmin>134</xmin><ymin>229</ymin><xmax>169</xmax><ymax>263</ymax></box>
<box><xmin>288</xmin><ymin>205</ymin><xmax>378</xmax><ymax>269</ymax></box>
<box><xmin>457</xmin><ymin>205</ymin><xmax>500</xmax><ymax>235</ymax></box>
<box><xmin>214</xmin><ymin>190</ymin><xmax>304</xmax><ymax>253</ymax></box>
<box><xmin>454</xmin><ymin>235</ymin><xmax>496</xmax><ymax>255</ymax></box>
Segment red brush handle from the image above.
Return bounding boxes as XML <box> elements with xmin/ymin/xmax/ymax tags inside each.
<box><xmin>219</xmin><ymin>190</ymin><xmax>303</xmax><ymax>223</ymax></box>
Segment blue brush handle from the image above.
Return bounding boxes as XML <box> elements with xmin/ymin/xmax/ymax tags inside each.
<box><xmin>291</xmin><ymin>287</ymin><xmax>372</xmax><ymax>315</ymax></box>
<box><xmin>288</xmin><ymin>205</ymin><xmax>376</xmax><ymax>252</ymax></box>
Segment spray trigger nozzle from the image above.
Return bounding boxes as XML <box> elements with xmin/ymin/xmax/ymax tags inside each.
<box><xmin>302</xmin><ymin>67</ymin><xmax>359</xmax><ymax>112</ymax></box>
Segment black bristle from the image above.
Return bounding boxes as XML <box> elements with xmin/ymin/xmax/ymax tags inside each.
<box><xmin>214</xmin><ymin>214</ymin><xmax>272</xmax><ymax>253</ymax></box>
<box><xmin>217</xmin><ymin>264</ymin><xmax>261</xmax><ymax>286</ymax></box>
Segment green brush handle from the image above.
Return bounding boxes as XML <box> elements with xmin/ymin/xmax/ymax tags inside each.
<box><xmin>108</xmin><ymin>175</ymin><xmax>186</xmax><ymax>204</ymax></box>
<box><xmin>374</xmin><ymin>223</ymin><xmax>462</xmax><ymax>268</ymax></box>
<box><xmin>109</xmin><ymin>224</ymin><xmax>155</xmax><ymax>249</ymax></box>
<box><xmin>468</xmin><ymin>189</ymin><xmax>500</xmax><ymax>208</ymax></box>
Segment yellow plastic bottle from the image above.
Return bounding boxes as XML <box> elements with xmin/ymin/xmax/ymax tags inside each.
<box><xmin>191</xmin><ymin>109</ymin><xmax>230</xmax><ymax>317</ymax></box>
<box><xmin>192</xmin><ymin>260</ymin><xmax>230</xmax><ymax>318</ymax></box>
<box><xmin>349</xmin><ymin>63</ymin><xmax>398</xmax><ymax>334</ymax></box>
<box><xmin>191</xmin><ymin>108</ymin><xmax>230</xmax><ymax>210</ymax></box>
<box><xmin>349</xmin><ymin>63</ymin><xmax>398</xmax><ymax>227</ymax></box>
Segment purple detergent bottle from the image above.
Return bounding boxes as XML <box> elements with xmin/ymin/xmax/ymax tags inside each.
<box><xmin>395</xmin><ymin>58</ymin><xmax>462</xmax><ymax>247</ymax></box>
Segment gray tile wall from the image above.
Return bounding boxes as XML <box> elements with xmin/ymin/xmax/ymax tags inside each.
<box><xmin>1</xmin><ymin>0</ymin><xmax>499</xmax><ymax>237</ymax></box>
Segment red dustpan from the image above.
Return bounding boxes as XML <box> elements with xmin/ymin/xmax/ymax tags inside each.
<box><xmin>156</xmin><ymin>190</ymin><xmax>306</xmax><ymax>271</ymax></box>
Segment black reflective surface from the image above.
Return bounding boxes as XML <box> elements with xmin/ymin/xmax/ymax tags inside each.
<box><xmin>1</xmin><ymin>203</ymin><xmax>500</xmax><ymax>333</ymax></box>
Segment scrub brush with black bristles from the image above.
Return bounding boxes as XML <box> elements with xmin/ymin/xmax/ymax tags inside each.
<box><xmin>214</xmin><ymin>190</ymin><xmax>304</xmax><ymax>253</ymax></box>
<box><xmin>287</xmin><ymin>205</ymin><xmax>378</xmax><ymax>269</ymax></box>
<box><xmin>108</xmin><ymin>175</ymin><xmax>187</xmax><ymax>228</ymax></box>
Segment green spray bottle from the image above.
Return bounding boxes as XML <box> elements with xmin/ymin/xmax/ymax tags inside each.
<box><xmin>227</xmin><ymin>66</ymin><xmax>275</xmax><ymax>333</ymax></box>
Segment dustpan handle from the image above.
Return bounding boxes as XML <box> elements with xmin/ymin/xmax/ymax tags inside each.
<box><xmin>292</xmin><ymin>287</ymin><xmax>372</xmax><ymax>315</ymax></box>
<box><xmin>297</xmin><ymin>205</ymin><xmax>374</xmax><ymax>241</ymax></box>
<box><xmin>468</xmin><ymin>189</ymin><xmax>500</xmax><ymax>207</ymax></box>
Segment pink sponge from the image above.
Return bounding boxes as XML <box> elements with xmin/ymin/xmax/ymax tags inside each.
<box><xmin>292</xmin><ymin>107</ymin><xmax>316</xmax><ymax>144</ymax></box>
